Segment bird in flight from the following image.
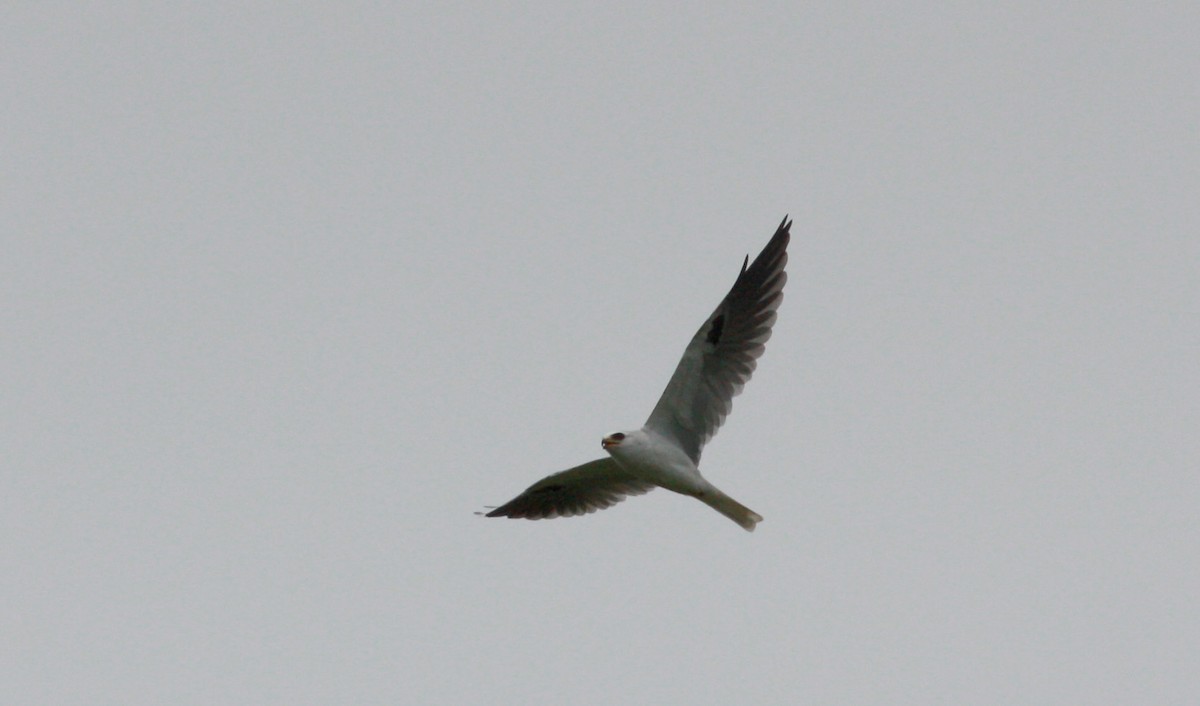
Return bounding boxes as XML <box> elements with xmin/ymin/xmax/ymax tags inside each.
<box><xmin>483</xmin><ymin>216</ymin><xmax>791</xmax><ymax>531</ymax></box>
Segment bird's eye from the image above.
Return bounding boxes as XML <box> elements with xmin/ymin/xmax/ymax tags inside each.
<box><xmin>611</xmin><ymin>432</ymin><xmax>625</xmax><ymax>440</ymax></box>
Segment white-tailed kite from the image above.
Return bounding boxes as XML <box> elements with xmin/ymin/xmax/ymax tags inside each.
<box><xmin>484</xmin><ymin>217</ymin><xmax>791</xmax><ymax>531</ymax></box>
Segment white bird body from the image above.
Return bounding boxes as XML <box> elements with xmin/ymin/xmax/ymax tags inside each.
<box><xmin>603</xmin><ymin>429</ymin><xmax>706</xmax><ymax>496</ymax></box>
<box><xmin>603</xmin><ymin>429</ymin><xmax>763</xmax><ymax>531</ymax></box>
<box><xmin>484</xmin><ymin>216</ymin><xmax>791</xmax><ymax>531</ymax></box>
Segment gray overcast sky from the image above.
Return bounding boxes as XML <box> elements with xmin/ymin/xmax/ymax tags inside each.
<box><xmin>4</xmin><ymin>3</ymin><xmax>1198</xmax><ymax>704</ymax></box>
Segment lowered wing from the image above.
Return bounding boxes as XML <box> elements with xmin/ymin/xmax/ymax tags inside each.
<box><xmin>485</xmin><ymin>458</ymin><xmax>655</xmax><ymax>520</ymax></box>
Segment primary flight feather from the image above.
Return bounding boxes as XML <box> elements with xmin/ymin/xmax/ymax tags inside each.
<box><xmin>484</xmin><ymin>216</ymin><xmax>791</xmax><ymax>531</ymax></box>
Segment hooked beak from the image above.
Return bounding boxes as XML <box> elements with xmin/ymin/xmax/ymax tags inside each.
<box><xmin>601</xmin><ymin>436</ymin><xmax>620</xmax><ymax>450</ymax></box>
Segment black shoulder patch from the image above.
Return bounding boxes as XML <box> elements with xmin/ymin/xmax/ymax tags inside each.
<box><xmin>706</xmin><ymin>313</ymin><xmax>725</xmax><ymax>345</ymax></box>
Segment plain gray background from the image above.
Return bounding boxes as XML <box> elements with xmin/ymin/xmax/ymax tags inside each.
<box><xmin>4</xmin><ymin>3</ymin><xmax>1197</xmax><ymax>704</ymax></box>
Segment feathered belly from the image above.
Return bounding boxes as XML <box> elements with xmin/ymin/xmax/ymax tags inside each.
<box><xmin>608</xmin><ymin>437</ymin><xmax>708</xmax><ymax>496</ymax></box>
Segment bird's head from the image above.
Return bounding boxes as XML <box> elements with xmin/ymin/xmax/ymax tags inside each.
<box><xmin>601</xmin><ymin>431</ymin><xmax>626</xmax><ymax>450</ymax></box>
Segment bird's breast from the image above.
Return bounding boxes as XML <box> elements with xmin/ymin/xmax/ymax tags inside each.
<box><xmin>606</xmin><ymin>434</ymin><xmax>706</xmax><ymax>496</ymax></box>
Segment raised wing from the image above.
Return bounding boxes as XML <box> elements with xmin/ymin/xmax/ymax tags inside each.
<box><xmin>643</xmin><ymin>216</ymin><xmax>790</xmax><ymax>463</ymax></box>
<box><xmin>484</xmin><ymin>458</ymin><xmax>655</xmax><ymax>520</ymax></box>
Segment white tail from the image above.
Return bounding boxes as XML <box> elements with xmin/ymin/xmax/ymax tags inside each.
<box><xmin>698</xmin><ymin>486</ymin><xmax>763</xmax><ymax>532</ymax></box>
